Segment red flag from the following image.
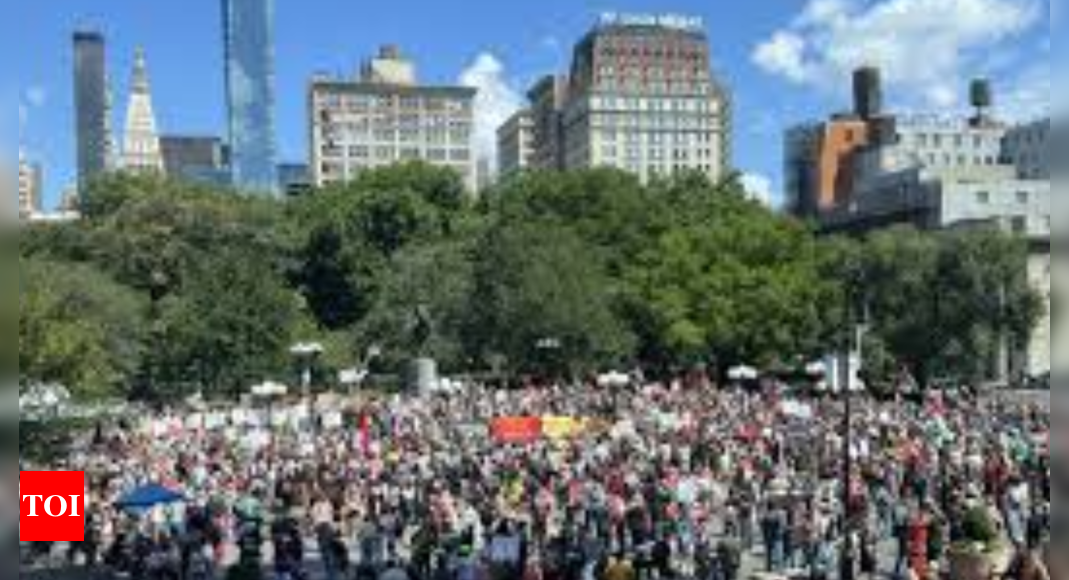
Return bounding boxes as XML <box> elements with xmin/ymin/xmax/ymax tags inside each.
<box><xmin>360</xmin><ymin>413</ymin><xmax>371</xmax><ymax>458</ymax></box>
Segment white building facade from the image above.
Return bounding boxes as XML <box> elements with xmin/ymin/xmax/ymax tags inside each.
<box><xmin>18</xmin><ymin>154</ymin><xmax>42</xmax><ymax>220</ymax></box>
<box><xmin>309</xmin><ymin>46</ymin><xmax>477</xmax><ymax>191</ymax></box>
<box><xmin>120</xmin><ymin>48</ymin><xmax>165</xmax><ymax>175</ymax></box>
<box><xmin>510</xmin><ymin>15</ymin><xmax>732</xmax><ymax>184</ymax></box>
<box><xmin>497</xmin><ymin>110</ymin><xmax>534</xmax><ymax>177</ymax></box>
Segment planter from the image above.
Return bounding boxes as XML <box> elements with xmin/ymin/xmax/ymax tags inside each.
<box><xmin>948</xmin><ymin>547</ymin><xmax>995</xmax><ymax>580</ymax></box>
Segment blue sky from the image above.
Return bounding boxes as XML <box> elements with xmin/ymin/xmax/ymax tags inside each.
<box><xmin>5</xmin><ymin>0</ymin><xmax>1051</xmax><ymax>208</ymax></box>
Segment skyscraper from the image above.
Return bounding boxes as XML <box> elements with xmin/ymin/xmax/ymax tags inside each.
<box><xmin>121</xmin><ymin>48</ymin><xmax>165</xmax><ymax>175</ymax></box>
<box><xmin>222</xmin><ymin>0</ymin><xmax>278</xmax><ymax>194</ymax></box>
<box><xmin>74</xmin><ymin>30</ymin><xmax>109</xmax><ymax>195</ymax></box>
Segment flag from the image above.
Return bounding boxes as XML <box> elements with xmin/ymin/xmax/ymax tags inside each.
<box><xmin>360</xmin><ymin>413</ymin><xmax>371</xmax><ymax>458</ymax></box>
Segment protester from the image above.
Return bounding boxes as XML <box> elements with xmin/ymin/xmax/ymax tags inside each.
<box><xmin>25</xmin><ymin>380</ymin><xmax>1050</xmax><ymax>580</ymax></box>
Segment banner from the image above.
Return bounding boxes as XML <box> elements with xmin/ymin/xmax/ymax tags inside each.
<box><xmin>491</xmin><ymin>417</ymin><xmax>542</xmax><ymax>444</ymax></box>
<box><xmin>541</xmin><ymin>416</ymin><xmax>585</xmax><ymax>440</ymax></box>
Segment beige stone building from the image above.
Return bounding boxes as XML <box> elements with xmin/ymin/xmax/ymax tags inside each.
<box><xmin>497</xmin><ymin>110</ymin><xmax>534</xmax><ymax>176</ymax></box>
<box><xmin>512</xmin><ymin>15</ymin><xmax>732</xmax><ymax>183</ymax></box>
<box><xmin>309</xmin><ymin>46</ymin><xmax>477</xmax><ymax>191</ymax></box>
<box><xmin>18</xmin><ymin>154</ymin><xmax>42</xmax><ymax>220</ymax></box>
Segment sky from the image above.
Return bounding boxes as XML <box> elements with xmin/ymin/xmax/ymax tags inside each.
<box><xmin>3</xmin><ymin>0</ymin><xmax>1052</xmax><ymax>209</ymax></box>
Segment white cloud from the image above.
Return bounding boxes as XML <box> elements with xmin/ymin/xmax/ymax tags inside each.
<box><xmin>741</xmin><ymin>172</ymin><xmax>777</xmax><ymax>207</ymax></box>
<box><xmin>753</xmin><ymin>0</ymin><xmax>1044</xmax><ymax>108</ymax></box>
<box><xmin>458</xmin><ymin>53</ymin><xmax>525</xmax><ymax>174</ymax></box>
<box><xmin>753</xmin><ymin>32</ymin><xmax>812</xmax><ymax>84</ymax></box>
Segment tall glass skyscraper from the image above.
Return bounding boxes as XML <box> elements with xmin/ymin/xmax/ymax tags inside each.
<box><xmin>222</xmin><ymin>0</ymin><xmax>278</xmax><ymax>194</ymax></box>
<box><xmin>73</xmin><ymin>30</ymin><xmax>109</xmax><ymax>195</ymax></box>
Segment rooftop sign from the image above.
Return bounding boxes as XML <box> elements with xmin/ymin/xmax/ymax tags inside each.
<box><xmin>599</xmin><ymin>12</ymin><xmax>705</xmax><ymax>32</ymax></box>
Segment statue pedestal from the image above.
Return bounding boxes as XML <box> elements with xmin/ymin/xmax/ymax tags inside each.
<box><xmin>405</xmin><ymin>358</ymin><xmax>439</xmax><ymax>393</ymax></box>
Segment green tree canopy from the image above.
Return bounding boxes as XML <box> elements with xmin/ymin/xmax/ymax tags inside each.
<box><xmin>21</xmin><ymin>258</ymin><xmax>147</xmax><ymax>398</ymax></box>
<box><xmin>465</xmin><ymin>219</ymin><xmax>636</xmax><ymax>377</ymax></box>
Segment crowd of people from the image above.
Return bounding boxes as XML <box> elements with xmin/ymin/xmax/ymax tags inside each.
<box><xmin>22</xmin><ymin>379</ymin><xmax>1051</xmax><ymax>580</ymax></box>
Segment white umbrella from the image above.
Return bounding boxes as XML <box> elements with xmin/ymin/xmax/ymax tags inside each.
<box><xmin>727</xmin><ymin>365</ymin><xmax>758</xmax><ymax>381</ymax></box>
<box><xmin>597</xmin><ymin>371</ymin><xmax>631</xmax><ymax>388</ymax></box>
<box><xmin>250</xmin><ymin>381</ymin><xmax>288</xmax><ymax>398</ymax></box>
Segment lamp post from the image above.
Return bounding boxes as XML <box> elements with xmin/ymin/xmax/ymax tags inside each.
<box><xmin>535</xmin><ymin>337</ymin><xmax>562</xmax><ymax>383</ymax></box>
<box><xmin>290</xmin><ymin>342</ymin><xmax>324</xmax><ymax>397</ymax></box>
<box><xmin>841</xmin><ymin>267</ymin><xmax>867</xmax><ymax>580</ymax></box>
<box><xmin>290</xmin><ymin>342</ymin><xmax>324</xmax><ymax>431</ymax></box>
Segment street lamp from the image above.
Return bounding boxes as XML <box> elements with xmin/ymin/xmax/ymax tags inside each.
<box><xmin>535</xmin><ymin>337</ymin><xmax>562</xmax><ymax>382</ymax></box>
<box><xmin>290</xmin><ymin>342</ymin><xmax>324</xmax><ymax>398</ymax></box>
<box><xmin>841</xmin><ymin>267</ymin><xmax>868</xmax><ymax>580</ymax></box>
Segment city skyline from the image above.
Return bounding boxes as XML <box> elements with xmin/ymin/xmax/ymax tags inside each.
<box><xmin>7</xmin><ymin>0</ymin><xmax>1052</xmax><ymax>208</ymax></box>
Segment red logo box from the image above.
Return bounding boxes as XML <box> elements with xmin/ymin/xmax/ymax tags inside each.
<box><xmin>20</xmin><ymin>471</ymin><xmax>86</xmax><ymax>542</ymax></box>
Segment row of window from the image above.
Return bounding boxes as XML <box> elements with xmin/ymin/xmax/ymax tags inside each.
<box><xmin>321</xmin><ymin>127</ymin><xmax>472</xmax><ymax>143</ymax></box>
<box><xmin>910</xmin><ymin>132</ymin><xmax>998</xmax><ymax>150</ymax></box>
<box><xmin>591</xmin><ymin>96</ymin><xmax>718</xmax><ymax>112</ymax></box>
<box><xmin>598</xmin><ymin>66</ymin><xmax>708</xmax><ymax>81</ymax></box>
<box><xmin>319</xmin><ymin>115</ymin><xmax>471</xmax><ymax>129</ymax></box>
<box><xmin>917</xmin><ymin>152</ymin><xmax>998</xmax><ymax>167</ymax></box>
<box><xmin>592</xmin><ymin>116</ymin><xmax>720</xmax><ymax>132</ymax></box>
<box><xmin>974</xmin><ymin>189</ymin><xmax>1035</xmax><ymax>205</ymax></box>
<box><xmin>619</xmin><ymin>162</ymin><xmax>718</xmax><ymax>175</ymax></box>
<box><xmin>1004</xmin><ymin>126</ymin><xmax>1048</xmax><ymax>146</ymax></box>
<box><xmin>321</xmin><ymin>144</ymin><xmax>472</xmax><ymax>161</ymax></box>
<box><xmin>600</xmin><ymin>145</ymin><xmax>716</xmax><ymax>161</ymax></box>
<box><xmin>598</xmin><ymin>132</ymin><xmax>714</xmax><ymax>147</ymax></box>
<box><xmin>320</xmin><ymin>146</ymin><xmax>471</xmax><ymax>164</ymax></box>
<box><xmin>595</xmin><ymin>78</ymin><xmax>714</xmax><ymax>95</ymax></box>
<box><xmin>598</xmin><ymin>45</ymin><xmax>706</xmax><ymax>62</ymax></box>
<box><xmin>315</xmin><ymin>94</ymin><xmax>471</xmax><ymax>113</ymax></box>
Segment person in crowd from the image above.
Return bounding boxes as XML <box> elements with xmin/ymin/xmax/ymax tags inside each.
<box><xmin>26</xmin><ymin>380</ymin><xmax>1046</xmax><ymax>580</ymax></box>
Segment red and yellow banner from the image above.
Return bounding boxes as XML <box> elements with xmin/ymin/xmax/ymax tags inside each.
<box><xmin>491</xmin><ymin>417</ymin><xmax>542</xmax><ymax>444</ymax></box>
<box><xmin>541</xmin><ymin>416</ymin><xmax>586</xmax><ymax>440</ymax></box>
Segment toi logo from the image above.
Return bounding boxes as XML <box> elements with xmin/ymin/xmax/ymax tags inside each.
<box><xmin>20</xmin><ymin>471</ymin><xmax>86</xmax><ymax>542</ymax></box>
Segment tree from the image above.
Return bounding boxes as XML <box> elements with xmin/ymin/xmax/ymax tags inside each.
<box><xmin>357</xmin><ymin>240</ymin><xmax>476</xmax><ymax>370</ymax></box>
<box><xmin>858</xmin><ymin>226</ymin><xmax>1042</xmax><ymax>385</ymax></box>
<box><xmin>622</xmin><ymin>180</ymin><xmax>835</xmax><ymax>371</ymax></box>
<box><xmin>151</xmin><ymin>248</ymin><xmax>303</xmax><ymax>398</ymax></box>
<box><xmin>21</xmin><ymin>258</ymin><xmax>147</xmax><ymax>399</ymax></box>
<box><xmin>465</xmin><ymin>220</ymin><xmax>635</xmax><ymax>377</ymax></box>
<box><xmin>292</xmin><ymin>163</ymin><xmax>478</xmax><ymax>331</ymax></box>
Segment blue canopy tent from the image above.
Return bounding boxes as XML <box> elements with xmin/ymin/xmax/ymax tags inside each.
<box><xmin>115</xmin><ymin>484</ymin><xmax>185</xmax><ymax>513</ymax></box>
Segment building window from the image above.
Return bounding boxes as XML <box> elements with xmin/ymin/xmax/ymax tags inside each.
<box><xmin>976</xmin><ymin>191</ymin><xmax>990</xmax><ymax>204</ymax></box>
<box><xmin>1011</xmin><ymin>216</ymin><xmax>1027</xmax><ymax>234</ymax></box>
<box><xmin>1016</xmin><ymin>191</ymin><xmax>1030</xmax><ymax>204</ymax></box>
